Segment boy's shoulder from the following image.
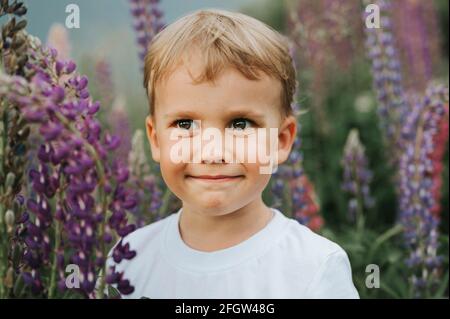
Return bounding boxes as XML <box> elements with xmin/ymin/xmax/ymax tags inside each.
<box><xmin>279</xmin><ymin>212</ymin><xmax>348</xmax><ymax>267</ymax></box>
<box><xmin>106</xmin><ymin>212</ymin><xmax>177</xmax><ymax>275</ymax></box>
<box><xmin>121</xmin><ymin>212</ymin><xmax>177</xmax><ymax>251</ymax></box>
<box><xmin>279</xmin><ymin>214</ymin><xmax>358</xmax><ymax>298</ymax></box>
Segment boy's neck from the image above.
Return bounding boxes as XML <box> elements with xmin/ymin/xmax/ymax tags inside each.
<box><xmin>178</xmin><ymin>199</ymin><xmax>274</xmax><ymax>252</ymax></box>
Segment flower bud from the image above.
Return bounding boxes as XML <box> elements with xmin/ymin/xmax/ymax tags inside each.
<box><xmin>5</xmin><ymin>267</ymin><xmax>14</xmax><ymax>289</ymax></box>
<box><xmin>5</xmin><ymin>209</ymin><xmax>15</xmax><ymax>233</ymax></box>
<box><xmin>5</xmin><ymin>172</ymin><xmax>16</xmax><ymax>189</ymax></box>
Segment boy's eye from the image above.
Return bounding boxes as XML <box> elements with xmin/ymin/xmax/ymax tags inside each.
<box><xmin>173</xmin><ymin>118</ymin><xmax>255</xmax><ymax>131</ymax></box>
<box><xmin>230</xmin><ymin>118</ymin><xmax>254</xmax><ymax>130</ymax></box>
<box><xmin>175</xmin><ymin>119</ymin><xmax>199</xmax><ymax>130</ymax></box>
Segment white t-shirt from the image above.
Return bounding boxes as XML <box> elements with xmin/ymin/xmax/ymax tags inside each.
<box><xmin>107</xmin><ymin>207</ymin><xmax>359</xmax><ymax>299</ymax></box>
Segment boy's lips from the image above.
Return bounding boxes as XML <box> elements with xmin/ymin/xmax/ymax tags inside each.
<box><xmin>186</xmin><ymin>174</ymin><xmax>244</xmax><ymax>182</ymax></box>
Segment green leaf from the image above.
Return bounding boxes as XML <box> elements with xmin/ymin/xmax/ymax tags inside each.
<box><xmin>107</xmin><ymin>285</ymin><xmax>122</xmax><ymax>299</ymax></box>
<box><xmin>439</xmin><ymin>234</ymin><xmax>449</xmax><ymax>246</ymax></box>
<box><xmin>62</xmin><ymin>289</ymin><xmax>84</xmax><ymax>299</ymax></box>
<box><xmin>13</xmin><ymin>273</ymin><xmax>26</xmax><ymax>298</ymax></box>
<box><xmin>433</xmin><ymin>269</ymin><xmax>449</xmax><ymax>298</ymax></box>
<box><xmin>368</xmin><ymin>224</ymin><xmax>403</xmax><ymax>262</ymax></box>
<box><xmin>388</xmin><ymin>268</ymin><xmax>410</xmax><ymax>298</ymax></box>
<box><xmin>386</xmin><ymin>250</ymin><xmax>402</xmax><ymax>264</ymax></box>
<box><xmin>342</xmin><ymin>243</ymin><xmax>365</xmax><ymax>254</ymax></box>
<box><xmin>379</xmin><ymin>281</ymin><xmax>401</xmax><ymax>299</ymax></box>
<box><xmin>12</xmin><ymin>19</ymin><xmax>26</xmax><ymax>32</ymax></box>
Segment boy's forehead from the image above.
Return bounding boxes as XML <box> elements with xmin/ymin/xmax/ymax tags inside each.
<box><xmin>155</xmin><ymin>62</ymin><xmax>282</xmax><ymax>112</ymax></box>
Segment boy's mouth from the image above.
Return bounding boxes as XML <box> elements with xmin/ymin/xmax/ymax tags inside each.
<box><xmin>186</xmin><ymin>174</ymin><xmax>244</xmax><ymax>182</ymax></box>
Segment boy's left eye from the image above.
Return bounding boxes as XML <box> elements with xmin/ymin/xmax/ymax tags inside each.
<box><xmin>230</xmin><ymin>118</ymin><xmax>254</xmax><ymax>130</ymax></box>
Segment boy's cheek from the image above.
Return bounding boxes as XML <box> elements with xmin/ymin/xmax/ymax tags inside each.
<box><xmin>159</xmin><ymin>156</ymin><xmax>186</xmax><ymax>195</ymax></box>
<box><xmin>234</xmin><ymin>135</ymin><xmax>277</xmax><ymax>175</ymax></box>
<box><xmin>230</xmin><ymin>132</ymin><xmax>273</xmax><ymax>160</ymax></box>
<box><xmin>157</xmin><ymin>133</ymin><xmax>190</xmax><ymax>164</ymax></box>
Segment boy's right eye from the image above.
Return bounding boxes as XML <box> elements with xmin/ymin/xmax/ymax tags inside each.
<box><xmin>175</xmin><ymin>119</ymin><xmax>198</xmax><ymax>130</ymax></box>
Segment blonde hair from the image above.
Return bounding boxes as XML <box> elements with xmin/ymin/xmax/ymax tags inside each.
<box><xmin>143</xmin><ymin>8</ymin><xmax>297</xmax><ymax>118</ymax></box>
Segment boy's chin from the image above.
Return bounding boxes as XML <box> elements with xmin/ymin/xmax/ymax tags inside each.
<box><xmin>184</xmin><ymin>200</ymin><xmax>241</xmax><ymax>216</ymax></box>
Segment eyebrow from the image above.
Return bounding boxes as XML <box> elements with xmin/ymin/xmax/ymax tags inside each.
<box><xmin>164</xmin><ymin>110</ymin><xmax>200</xmax><ymax>119</ymax></box>
<box><xmin>164</xmin><ymin>109</ymin><xmax>267</xmax><ymax>121</ymax></box>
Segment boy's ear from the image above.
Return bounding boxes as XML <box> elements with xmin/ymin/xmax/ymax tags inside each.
<box><xmin>145</xmin><ymin>115</ymin><xmax>161</xmax><ymax>163</ymax></box>
<box><xmin>276</xmin><ymin>115</ymin><xmax>297</xmax><ymax>165</ymax></box>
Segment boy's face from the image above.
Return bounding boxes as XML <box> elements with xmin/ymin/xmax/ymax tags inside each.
<box><xmin>146</xmin><ymin>54</ymin><xmax>296</xmax><ymax>216</ymax></box>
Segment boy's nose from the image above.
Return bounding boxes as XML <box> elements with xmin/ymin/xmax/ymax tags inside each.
<box><xmin>202</xmin><ymin>157</ymin><xmax>225</xmax><ymax>164</ymax></box>
<box><xmin>193</xmin><ymin>129</ymin><xmax>232</xmax><ymax>164</ymax></box>
<box><xmin>200</xmin><ymin>140</ymin><xmax>226</xmax><ymax>164</ymax></box>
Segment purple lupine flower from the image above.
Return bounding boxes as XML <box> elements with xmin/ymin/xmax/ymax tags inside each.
<box><xmin>112</xmin><ymin>240</ymin><xmax>137</xmax><ymax>263</ymax></box>
<box><xmin>391</xmin><ymin>0</ymin><xmax>441</xmax><ymax>93</ymax></box>
<box><xmin>341</xmin><ymin>129</ymin><xmax>375</xmax><ymax>224</ymax></box>
<box><xmin>105</xmin><ymin>265</ymin><xmax>134</xmax><ymax>295</ymax></box>
<box><xmin>398</xmin><ymin>85</ymin><xmax>449</xmax><ymax>297</ymax></box>
<box><xmin>128</xmin><ymin>0</ymin><xmax>165</xmax><ymax>70</ymax></box>
<box><xmin>0</xmin><ymin>34</ymin><xmax>139</xmax><ymax>298</ymax></box>
<box><xmin>362</xmin><ymin>0</ymin><xmax>409</xmax><ymax>168</ymax></box>
<box><xmin>22</xmin><ymin>270</ymin><xmax>44</xmax><ymax>295</ymax></box>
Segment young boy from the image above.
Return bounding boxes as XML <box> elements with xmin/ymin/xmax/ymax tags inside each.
<box><xmin>107</xmin><ymin>8</ymin><xmax>359</xmax><ymax>299</ymax></box>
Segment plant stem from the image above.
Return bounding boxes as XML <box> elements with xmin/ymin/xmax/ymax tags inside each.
<box><xmin>47</xmin><ymin>173</ymin><xmax>66</xmax><ymax>299</ymax></box>
<box><xmin>0</xmin><ymin>202</ymin><xmax>5</xmax><ymax>299</ymax></box>
<box><xmin>47</xmin><ymin>219</ymin><xmax>60</xmax><ymax>298</ymax></box>
<box><xmin>97</xmin><ymin>188</ymin><xmax>108</xmax><ymax>299</ymax></box>
<box><xmin>0</xmin><ymin>111</ymin><xmax>6</xmax><ymax>298</ymax></box>
<box><xmin>367</xmin><ymin>224</ymin><xmax>403</xmax><ymax>262</ymax></box>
